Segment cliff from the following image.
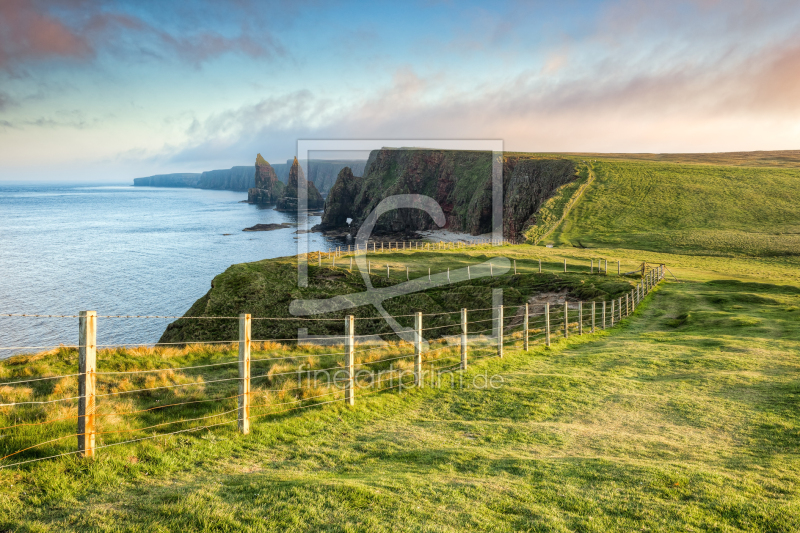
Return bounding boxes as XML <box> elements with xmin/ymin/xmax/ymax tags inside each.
<box><xmin>273</xmin><ymin>159</ymin><xmax>367</xmax><ymax>194</ymax></box>
<box><xmin>276</xmin><ymin>157</ymin><xmax>325</xmax><ymax>210</ymax></box>
<box><xmin>196</xmin><ymin>166</ymin><xmax>256</xmax><ymax>191</ymax></box>
<box><xmin>321</xmin><ymin>167</ymin><xmax>362</xmax><ymax>227</ymax></box>
<box><xmin>319</xmin><ymin>149</ymin><xmax>577</xmax><ymax>241</ymax></box>
<box><xmin>133</xmin><ymin>173</ymin><xmax>201</xmax><ymax>187</ymax></box>
<box><xmin>247</xmin><ymin>154</ymin><xmax>286</xmax><ymax>204</ymax></box>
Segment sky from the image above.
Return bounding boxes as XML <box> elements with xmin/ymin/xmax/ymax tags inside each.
<box><xmin>1</xmin><ymin>0</ymin><xmax>800</xmax><ymax>181</ymax></box>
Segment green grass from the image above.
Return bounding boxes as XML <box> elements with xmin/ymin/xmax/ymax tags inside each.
<box><xmin>2</xmin><ymin>245</ymin><xmax>800</xmax><ymax>531</ymax></box>
<box><xmin>159</xmin><ymin>248</ymin><xmax>636</xmax><ymax>344</ymax></box>
<box><xmin>538</xmin><ymin>160</ymin><xmax>800</xmax><ymax>257</ymax></box>
<box><xmin>3</xmin><ymin>153</ymin><xmax>800</xmax><ymax>530</ymax></box>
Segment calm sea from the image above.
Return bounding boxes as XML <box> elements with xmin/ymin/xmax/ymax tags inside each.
<box><xmin>0</xmin><ymin>184</ymin><xmax>341</xmax><ymax>357</ymax></box>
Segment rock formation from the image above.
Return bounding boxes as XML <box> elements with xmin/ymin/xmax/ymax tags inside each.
<box><xmin>276</xmin><ymin>157</ymin><xmax>325</xmax><ymax>210</ymax></box>
<box><xmin>247</xmin><ymin>154</ymin><xmax>285</xmax><ymax>204</ymax></box>
<box><xmin>272</xmin><ymin>159</ymin><xmax>367</xmax><ymax>194</ymax></box>
<box><xmin>321</xmin><ymin>167</ymin><xmax>362</xmax><ymax>227</ymax></box>
<box><xmin>319</xmin><ymin>149</ymin><xmax>576</xmax><ymax>240</ymax></box>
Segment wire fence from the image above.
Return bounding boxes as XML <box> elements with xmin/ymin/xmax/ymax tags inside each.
<box><xmin>0</xmin><ymin>265</ymin><xmax>666</xmax><ymax>470</ymax></box>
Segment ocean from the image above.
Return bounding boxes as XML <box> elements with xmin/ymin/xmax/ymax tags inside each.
<box><xmin>0</xmin><ymin>183</ymin><xmax>343</xmax><ymax>357</ymax></box>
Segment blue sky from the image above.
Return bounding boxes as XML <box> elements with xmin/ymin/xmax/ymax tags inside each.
<box><xmin>1</xmin><ymin>0</ymin><xmax>799</xmax><ymax>181</ymax></box>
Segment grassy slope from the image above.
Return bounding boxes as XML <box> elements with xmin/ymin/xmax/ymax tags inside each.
<box><xmin>158</xmin><ymin>249</ymin><xmax>635</xmax><ymax>344</ymax></box>
<box><xmin>3</xmin><ymin>154</ymin><xmax>800</xmax><ymax>531</ymax></box>
<box><xmin>541</xmin><ymin>160</ymin><xmax>800</xmax><ymax>257</ymax></box>
<box><xmin>1</xmin><ymin>249</ymin><xmax>799</xmax><ymax>531</ymax></box>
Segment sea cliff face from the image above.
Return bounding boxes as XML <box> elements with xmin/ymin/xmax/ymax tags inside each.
<box><xmin>133</xmin><ymin>174</ymin><xmax>201</xmax><ymax>187</ymax></box>
<box><xmin>197</xmin><ymin>166</ymin><xmax>256</xmax><ymax>191</ymax></box>
<box><xmin>320</xmin><ymin>149</ymin><xmax>577</xmax><ymax>241</ymax></box>
<box><xmin>135</xmin><ymin>159</ymin><xmax>366</xmax><ymax>195</ymax></box>
<box><xmin>274</xmin><ymin>159</ymin><xmax>367</xmax><ymax>194</ymax></box>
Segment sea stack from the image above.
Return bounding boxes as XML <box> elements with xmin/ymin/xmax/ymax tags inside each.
<box><xmin>276</xmin><ymin>157</ymin><xmax>325</xmax><ymax>210</ymax></box>
<box><xmin>320</xmin><ymin>166</ymin><xmax>361</xmax><ymax>228</ymax></box>
<box><xmin>248</xmin><ymin>154</ymin><xmax>285</xmax><ymax>203</ymax></box>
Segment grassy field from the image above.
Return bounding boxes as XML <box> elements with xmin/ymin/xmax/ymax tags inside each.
<box><xmin>1</xmin><ymin>244</ymin><xmax>799</xmax><ymax>531</ymax></box>
<box><xmin>2</xmin><ymin>152</ymin><xmax>800</xmax><ymax>531</ymax></box>
<box><xmin>533</xmin><ymin>160</ymin><xmax>800</xmax><ymax>257</ymax></box>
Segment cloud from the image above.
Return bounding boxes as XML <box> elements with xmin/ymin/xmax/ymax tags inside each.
<box><xmin>0</xmin><ymin>0</ymin><xmax>93</xmax><ymax>70</ymax></box>
<box><xmin>0</xmin><ymin>0</ymin><xmax>287</xmax><ymax>72</ymax></box>
<box><xmin>0</xmin><ymin>91</ymin><xmax>14</xmax><ymax>110</ymax></box>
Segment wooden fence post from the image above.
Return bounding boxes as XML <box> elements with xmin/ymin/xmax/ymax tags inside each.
<box><xmin>78</xmin><ymin>310</ymin><xmax>97</xmax><ymax>458</ymax></box>
<box><xmin>578</xmin><ymin>301</ymin><xmax>583</xmax><ymax>335</ymax></box>
<box><xmin>591</xmin><ymin>301</ymin><xmax>596</xmax><ymax>333</ymax></box>
<box><xmin>414</xmin><ymin>312</ymin><xmax>422</xmax><ymax>387</ymax></box>
<box><xmin>497</xmin><ymin>305</ymin><xmax>504</xmax><ymax>358</ymax></box>
<box><xmin>626</xmin><ymin>294</ymin><xmax>630</xmax><ymax>316</ymax></box>
<box><xmin>387</xmin><ymin>264</ymin><xmax>390</xmax><ymax>278</ymax></box>
<box><xmin>564</xmin><ymin>259</ymin><xmax>567</xmax><ymax>272</ymax></box>
<box><xmin>514</xmin><ymin>260</ymin><xmax>517</xmax><ymax>275</ymax></box>
<box><xmin>619</xmin><ymin>297</ymin><xmax>623</xmax><ymax>321</ymax></box>
<box><xmin>238</xmin><ymin>313</ymin><xmax>251</xmax><ymax>434</ymax></box>
<box><xmin>545</xmin><ymin>303</ymin><xmax>551</xmax><ymax>347</ymax></box>
<box><xmin>345</xmin><ymin>315</ymin><xmax>355</xmax><ymax>405</ymax></box>
<box><xmin>603</xmin><ymin>301</ymin><xmax>607</xmax><ymax>329</ymax></box>
<box><xmin>461</xmin><ymin>308</ymin><xmax>468</xmax><ymax>370</ymax></box>
<box><xmin>523</xmin><ymin>303</ymin><xmax>529</xmax><ymax>351</ymax></box>
<box><xmin>610</xmin><ymin>300</ymin><xmax>615</xmax><ymax>326</ymax></box>
<box><xmin>564</xmin><ymin>301</ymin><xmax>569</xmax><ymax>338</ymax></box>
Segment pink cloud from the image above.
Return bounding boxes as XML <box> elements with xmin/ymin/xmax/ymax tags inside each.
<box><xmin>0</xmin><ymin>0</ymin><xmax>93</xmax><ymax>69</ymax></box>
<box><xmin>0</xmin><ymin>0</ymin><xmax>286</xmax><ymax>72</ymax></box>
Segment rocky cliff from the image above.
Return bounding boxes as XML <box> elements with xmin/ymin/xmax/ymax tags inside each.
<box><xmin>196</xmin><ymin>166</ymin><xmax>256</xmax><ymax>191</ymax></box>
<box><xmin>273</xmin><ymin>159</ymin><xmax>367</xmax><ymax>194</ymax></box>
<box><xmin>319</xmin><ymin>149</ymin><xmax>577</xmax><ymax>241</ymax></box>
<box><xmin>247</xmin><ymin>154</ymin><xmax>285</xmax><ymax>204</ymax></box>
<box><xmin>134</xmin><ymin>159</ymin><xmax>366</xmax><ymax>195</ymax></box>
<box><xmin>321</xmin><ymin>167</ymin><xmax>362</xmax><ymax>227</ymax></box>
<box><xmin>276</xmin><ymin>157</ymin><xmax>325</xmax><ymax>210</ymax></box>
<box><xmin>133</xmin><ymin>173</ymin><xmax>201</xmax><ymax>187</ymax></box>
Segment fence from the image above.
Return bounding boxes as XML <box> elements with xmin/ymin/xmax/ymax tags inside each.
<box><xmin>0</xmin><ymin>265</ymin><xmax>666</xmax><ymax>469</ymax></box>
<box><xmin>317</xmin><ymin>238</ymin><xmax>510</xmax><ymax>255</ymax></box>
<box><xmin>306</xmin><ymin>244</ymin><xmax>654</xmax><ymax>281</ymax></box>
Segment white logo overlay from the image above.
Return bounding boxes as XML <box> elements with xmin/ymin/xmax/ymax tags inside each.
<box><xmin>291</xmin><ymin>139</ymin><xmax>505</xmax><ymax>349</ymax></box>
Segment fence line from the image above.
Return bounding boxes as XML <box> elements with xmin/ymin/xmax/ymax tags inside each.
<box><xmin>0</xmin><ymin>265</ymin><xmax>666</xmax><ymax>469</ymax></box>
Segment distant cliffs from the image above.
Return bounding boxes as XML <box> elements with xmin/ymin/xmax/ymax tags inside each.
<box><xmin>320</xmin><ymin>149</ymin><xmax>577</xmax><ymax>241</ymax></box>
<box><xmin>197</xmin><ymin>166</ymin><xmax>256</xmax><ymax>191</ymax></box>
<box><xmin>133</xmin><ymin>173</ymin><xmax>201</xmax><ymax>187</ymax></box>
<box><xmin>134</xmin><ymin>167</ymin><xmax>254</xmax><ymax>191</ymax></box>
<box><xmin>134</xmin><ymin>159</ymin><xmax>367</xmax><ymax>195</ymax></box>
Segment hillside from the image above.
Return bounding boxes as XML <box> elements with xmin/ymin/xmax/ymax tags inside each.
<box><xmin>321</xmin><ymin>149</ymin><xmax>578</xmax><ymax>240</ymax></box>
<box><xmin>551</xmin><ymin>149</ymin><xmax>800</xmax><ymax>168</ymax></box>
<box><xmin>530</xmin><ymin>160</ymin><xmax>800</xmax><ymax>257</ymax></box>
<box><xmin>158</xmin><ymin>250</ymin><xmax>636</xmax><ymax>344</ymax></box>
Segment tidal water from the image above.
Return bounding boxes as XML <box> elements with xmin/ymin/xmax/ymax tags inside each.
<box><xmin>0</xmin><ymin>184</ymin><xmax>342</xmax><ymax>357</ymax></box>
